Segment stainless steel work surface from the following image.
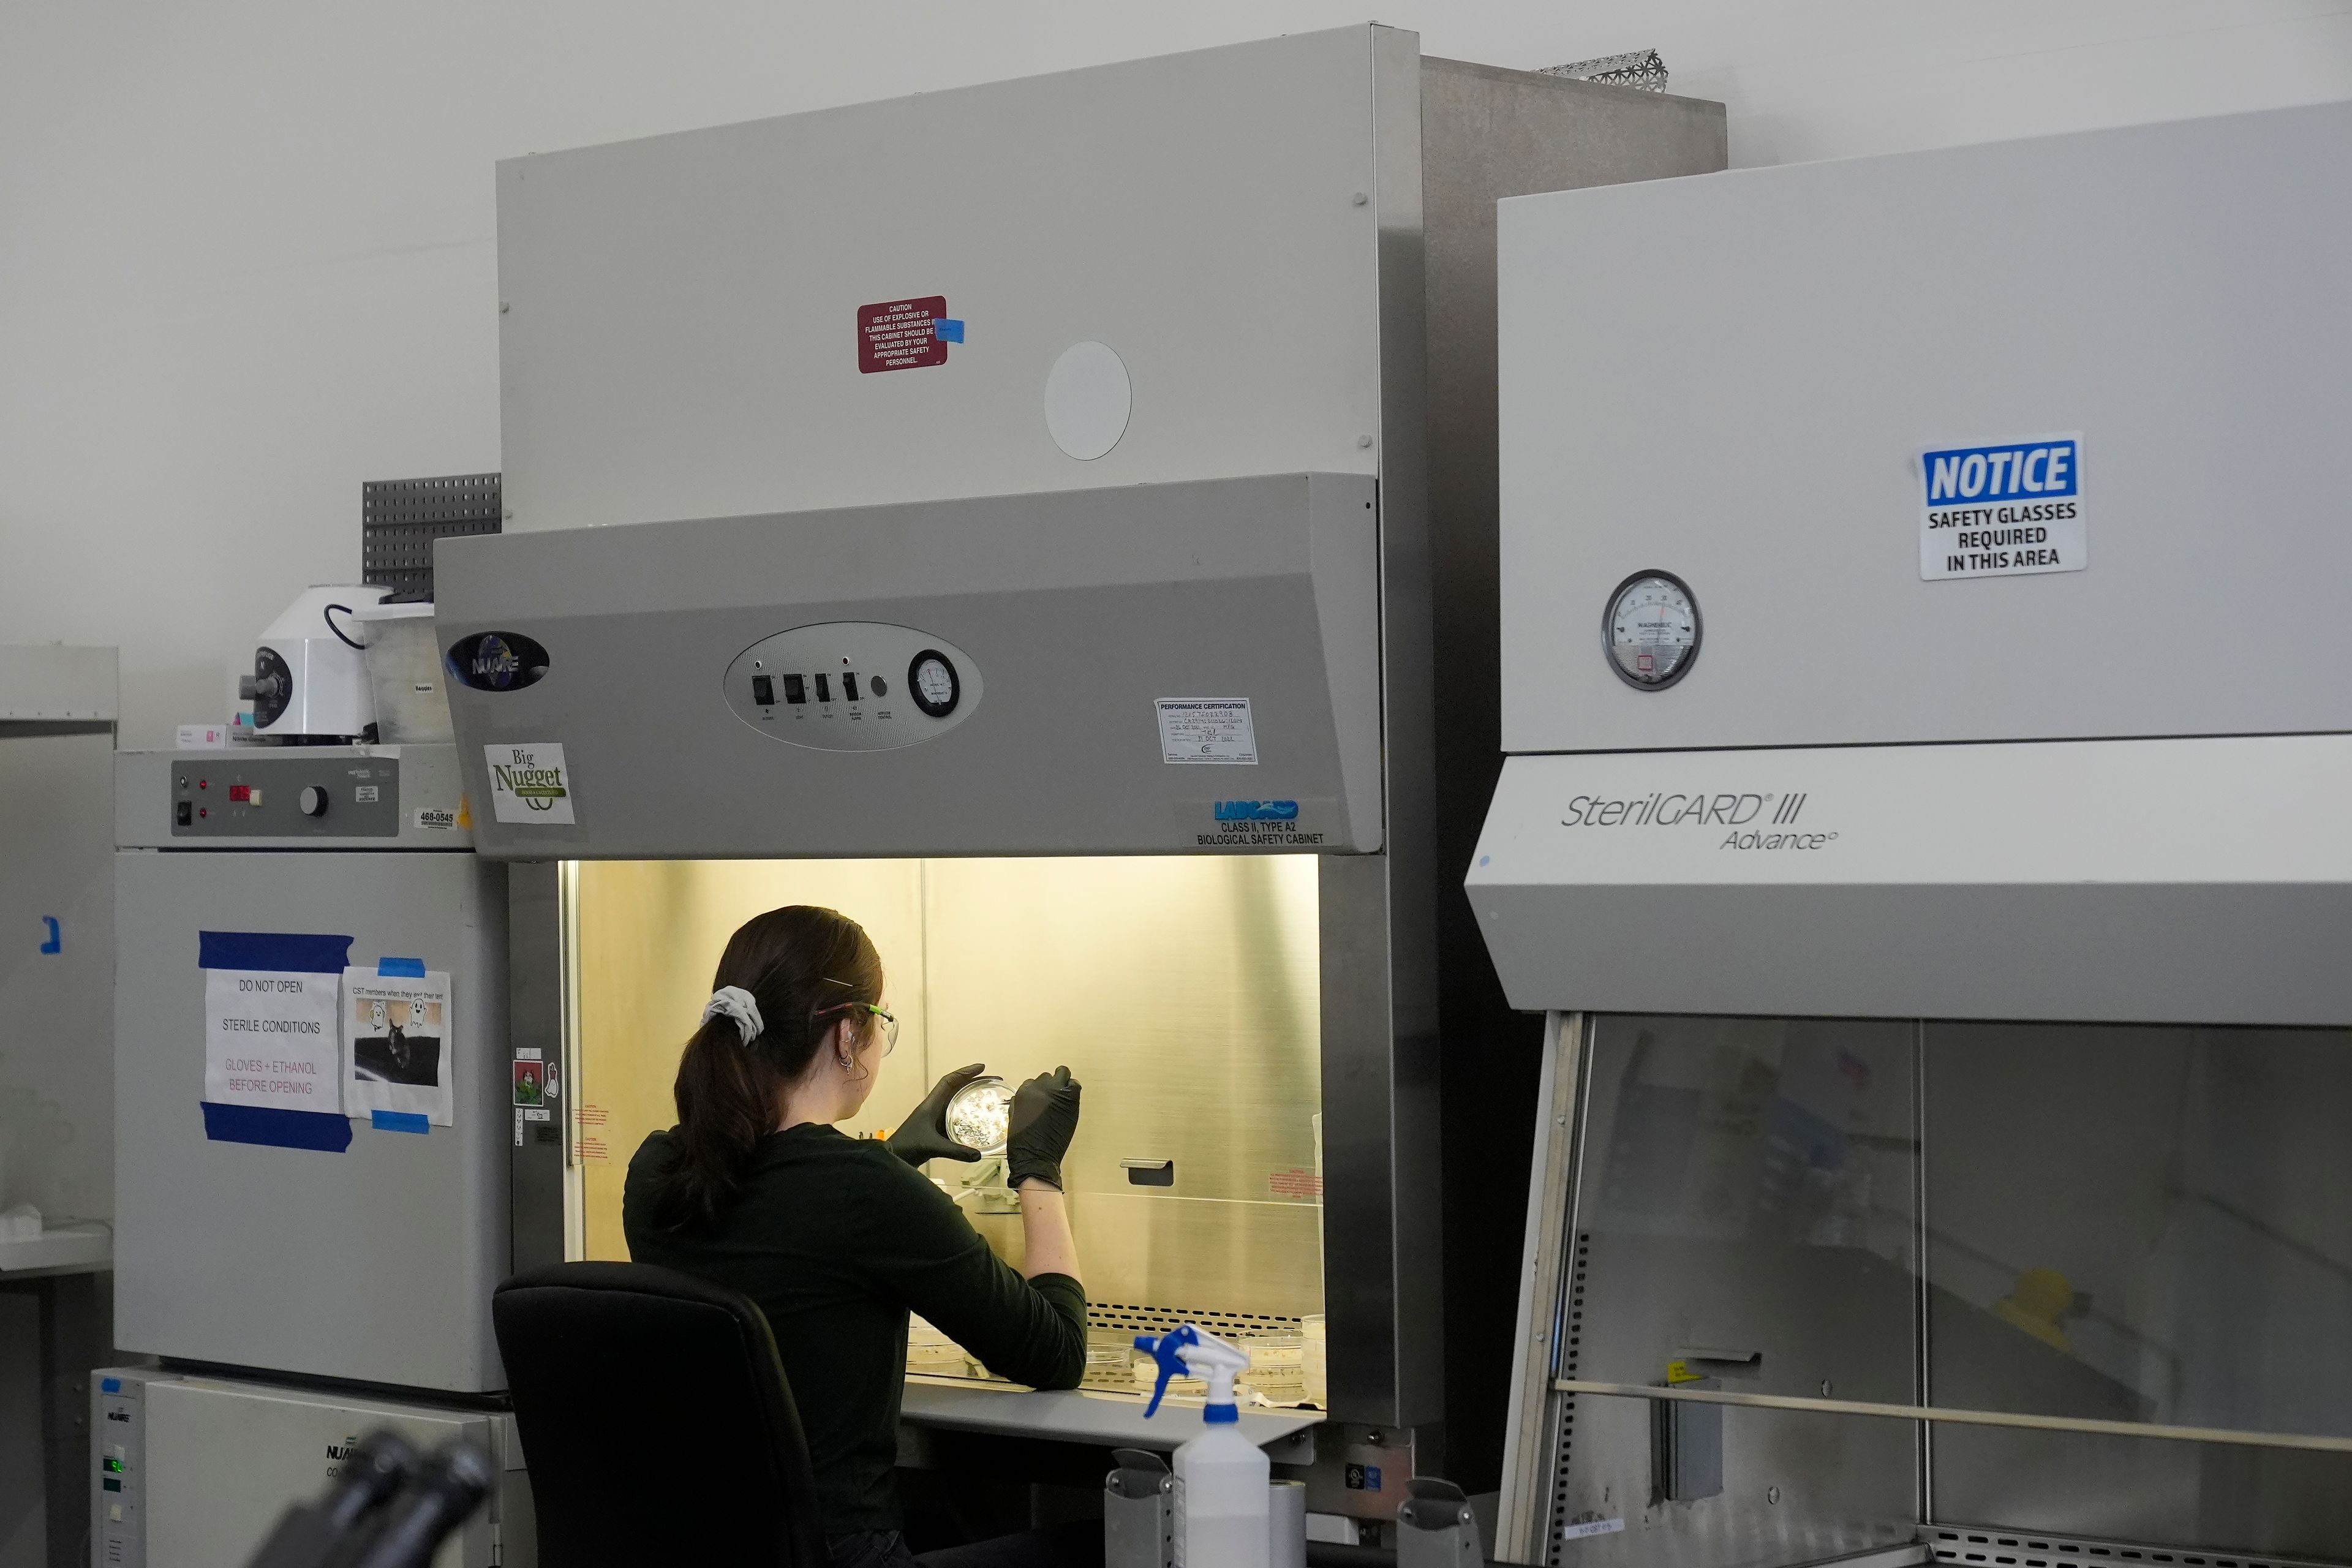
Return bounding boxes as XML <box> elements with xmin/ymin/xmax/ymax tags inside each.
<box><xmin>1496</xmin><ymin>100</ymin><xmax>2352</xmax><ymax>754</ymax></box>
<box><xmin>496</xmin><ymin>27</ymin><xmax>1393</xmax><ymax>533</ymax></box>
<box><xmin>437</xmin><ymin>474</ymin><xmax>1382</xmax><ymax>858</ymax></box>
<box><xmin>900</xmin><ymin>1379</ymin><xmax>1320</xmax><ymax>1453</ymax></box>
<box><xmin>1468</xmin><ymin>734</ymin><xmax>2352</xmax><ymax>1025</ymax></box>
<box><xmin>111</xmin><ymin>851</ymin><xmax>511</xmax><ymax>1392</ymax></box>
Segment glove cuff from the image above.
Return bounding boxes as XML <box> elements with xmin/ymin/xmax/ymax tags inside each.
<box><xmin>1008</xmin><ymin>1159</ymin><xmax>1063</xmax><ymax>1191</ymax></box>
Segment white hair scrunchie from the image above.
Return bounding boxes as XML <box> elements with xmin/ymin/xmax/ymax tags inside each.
<box><xmin>703</xmin><ymin>986</ymin><xmax>764</xmax><ymax>1046</ymax></box>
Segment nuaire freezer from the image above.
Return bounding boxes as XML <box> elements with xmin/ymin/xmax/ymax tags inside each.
<box><xmin>1470</xmin><ymin>103</ymin><xmax>2352</xmax><ymax>1566</ymax></box>
<box><xmin>440</xmin><ymin>20</ymin><xmax>1722</xmax><ymax>1517</ymax></box>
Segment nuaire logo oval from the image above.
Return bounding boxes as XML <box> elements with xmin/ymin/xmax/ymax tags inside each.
<box><xmin>1215</xmin><ymin>800</ymin><xmax>1298</xmax><ymax>822</ymax></box>
<box><xmin>445</xmin><ymin>631</ymin><xmax>550</xmax><ymax>693</ymax></box>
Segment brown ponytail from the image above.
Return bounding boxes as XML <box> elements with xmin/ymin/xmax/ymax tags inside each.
<box><xmin>649</xmin><ymin>904</ymin><xmax>884</xmax><ymax>1229</ymax></box>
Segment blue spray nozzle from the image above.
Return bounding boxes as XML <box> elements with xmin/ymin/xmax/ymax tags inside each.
<box><xmin>1133</xmin><ymin>1325</ymin><xmax>1199</xmax><ymax>1419</ymax></box>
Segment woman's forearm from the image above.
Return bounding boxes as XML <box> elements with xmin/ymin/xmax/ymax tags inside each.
<box><xmin>1016</xmin><ymin>1178</ymin><xmax>1082</xmax><ymax>1284</ymax></box>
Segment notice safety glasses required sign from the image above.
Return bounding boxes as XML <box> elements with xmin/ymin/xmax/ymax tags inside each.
<box><xmin>1918</xmin><ymin>433</ymin><xmax>2084</xmax><ymax>582</ymax></box>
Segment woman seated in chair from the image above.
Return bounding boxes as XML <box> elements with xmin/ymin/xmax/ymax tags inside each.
<box><xmin>624</xmin><ymin>905</ymin><xmax>1090</xmax><ymax>1568</ymax></box>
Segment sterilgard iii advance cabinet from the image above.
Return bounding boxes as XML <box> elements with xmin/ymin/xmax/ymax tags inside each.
<box><xmin>1471</xmin><ymin>102</ymin><xmax>2352</xmax><ymax>1566</ymax></box>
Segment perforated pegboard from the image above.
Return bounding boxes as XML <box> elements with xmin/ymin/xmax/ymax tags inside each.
<box><xmin>1539</xmin><ymin>50</ymin><xmax>1669</xmax><ymax>92</ymax></box>
<box><xmin>1547</xmin><ymin>1231</ymin><xmax>1591</xmax><ymax>1566</ymax></box>
<box><xmin>362</xmin><ymin>473</ymin><xmax>501</xmax><ymax>601</ymax></box>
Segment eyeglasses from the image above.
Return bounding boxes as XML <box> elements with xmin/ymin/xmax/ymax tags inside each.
<box><xmin>818</xmin><ymin>1001</ymin><xmax>897</xmax><ymax>1056</ymax></box>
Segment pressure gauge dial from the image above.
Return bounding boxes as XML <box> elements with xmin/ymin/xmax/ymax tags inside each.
<box><xmin>908</xmin><ymin>650</ymin><xmax>961</xmax><ymax>718</ymax></box>
<box><xmin>1603</xmin><ymin>570</ymin><xmax>1702</xmax><ymax>691</ymax></box>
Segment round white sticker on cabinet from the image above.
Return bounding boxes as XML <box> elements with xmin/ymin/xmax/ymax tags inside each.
<box><xmin>1044</xmin><ymin>341</ymin><xmax>1131</xmax><ymax>461</ymax></box>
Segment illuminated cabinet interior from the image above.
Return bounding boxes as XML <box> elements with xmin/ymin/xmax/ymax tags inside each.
<box><xmin>568</xmin><ymin>853</ymin><xmax>1325</xmax><ymax>1401</ymax></box>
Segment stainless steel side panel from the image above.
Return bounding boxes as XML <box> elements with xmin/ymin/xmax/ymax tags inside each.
<box><xmin>437</xmin><ymin>474</ymin><xmax>1382</xmax><ymax>859</ymax></box>
<box><xmin>112</xmin><ymin>851</ymin><xmax>511</xmax><ymax>1392</ymax></box>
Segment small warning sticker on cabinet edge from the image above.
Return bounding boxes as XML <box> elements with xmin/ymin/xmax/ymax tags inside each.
<box><xmin>1156</xmin><ymin>698</ymin><xmax>1257</xmax><ymax>765</ymax></box>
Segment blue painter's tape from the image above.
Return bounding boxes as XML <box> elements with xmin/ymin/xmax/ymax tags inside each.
<box><xmin>199</xmin><ymin>931</ymin><xmax>352</xmax><ymax>974</ymax></box>
<box><xmin>371</xmin><ymin>1109</ymin><xmax>431</xmax><ymax>1134</ymax></box>
<box><xmin>934</xmin><ymin>318</ymin><xmax>965</xmax><ymax>343</ymax></box>
<box><xmin>377</xmin><ymin>957</ymin><xmax>427</xmax><ymax>978</ymax></box>
<box><xmin>201</xmin><ymin>1102</ymin><xmax>352</xmax><ymax>1153</ymax></box>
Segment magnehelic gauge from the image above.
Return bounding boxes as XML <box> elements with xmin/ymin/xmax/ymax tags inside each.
<box><xmin>909</xmin><ymin>650</ymin><xmax>961</xmax><ymax>718</ymax></box>
<box><xmin>1603</xmin><ymin>570</ymin><xmax>1702</xmax><ymax>691</ymax></box>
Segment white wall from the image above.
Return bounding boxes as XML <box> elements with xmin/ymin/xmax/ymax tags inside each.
<box><xmin>3</xmin><ymin>0</ymin><xmax>2347</xmax><ymax>746</ymax></box>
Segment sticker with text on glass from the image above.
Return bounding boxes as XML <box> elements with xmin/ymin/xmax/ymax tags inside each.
<box><xmin>1919</xmin><ymin>433</ymin><xmax>2084</xmax><ymax>581</ymax></box>
<box><xmin>484</xmin><ymin>742</ymin><xmax>576</xmax><ymax>824</ymax></box>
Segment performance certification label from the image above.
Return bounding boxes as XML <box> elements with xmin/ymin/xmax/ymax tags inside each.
<box><xmin>1155</xmin><ymin>698</ymin><xmax>1257</xmax><ymax>765</ymax></box>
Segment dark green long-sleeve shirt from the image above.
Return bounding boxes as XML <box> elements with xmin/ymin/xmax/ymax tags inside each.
<box><xmin>622</xmin><ymin>1124</ymin><xmax>1087</xmax><ymax>1535</ymax></box>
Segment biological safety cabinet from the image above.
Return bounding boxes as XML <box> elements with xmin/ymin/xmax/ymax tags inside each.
<box><xmin>1472</xmin><ymin>102</ymin><xmax>2352</xmax><ymax>1566</ymax></box>
<box><xmin>454</xmin><ymin>26</ymin><xmax>1719</xmax><ymax>1496</ymax></box>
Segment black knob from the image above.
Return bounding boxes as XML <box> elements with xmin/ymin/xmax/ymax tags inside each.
<box><xmin>298</xmin><ymin>786</ymin><xmax>330</xmax><ymax>818</ymax></box>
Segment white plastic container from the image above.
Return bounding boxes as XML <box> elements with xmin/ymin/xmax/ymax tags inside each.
<box><xmin>1137</xmin><ymin>1324</ymin><xmax>1270</xmax><ymax>1568</ymax></box>
<box><xmin>350</xmin><ymin>601</ymin><xmax>454</xmax><ymax>743</ymax></box>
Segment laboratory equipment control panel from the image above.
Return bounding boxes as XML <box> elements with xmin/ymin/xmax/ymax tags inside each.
<box><xmin>93</xmin><ymin>1373</ymin><xmax>146</xmax><ymax>1567</ymax></box>
<box><xmin>170</xmin><ymin>755</ymin><xmax>401</xmax><ymax>837</ymax></box>
<box><xmin>723</xmin><ymin>622</ymin><xmax>984</xmax><ymax>752</ymax></box>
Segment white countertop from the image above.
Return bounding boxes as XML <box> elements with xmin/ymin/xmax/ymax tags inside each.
<box><xmin>0</xmin><ymin>1221</ymin><xmax>112</xmax><ymax>1276</ymax></box>
<box><xmin>900</xmin><ymin>1377</ymin><xmax>1322</xmax><ymax>1452</ymax></box>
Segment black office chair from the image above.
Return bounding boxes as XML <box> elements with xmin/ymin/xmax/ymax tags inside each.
<box><xmin>492</xmin><ymin>1261</ymin><xmax>831</xmax><ymax>1567</ymax></box>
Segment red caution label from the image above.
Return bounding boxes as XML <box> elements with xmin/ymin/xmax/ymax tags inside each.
<box><xmin>858</xmin><ymin>296</ymin><xmax>951</xmax><ymax>372</ymax></box>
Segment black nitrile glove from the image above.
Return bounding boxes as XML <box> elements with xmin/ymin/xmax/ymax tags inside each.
<box><xmin>886</xmin><ymin>1063</ymin><xmax>987</xmax><ymax>1167</ymax></box>
<box><xmin>1006</xmin><ymin>1065</ymin><xmax>1082</xmax><ymax>1191</ymax></box>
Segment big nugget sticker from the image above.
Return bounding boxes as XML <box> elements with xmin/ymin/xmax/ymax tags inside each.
<box><xmin>485</xmin><ymin>743</ymin><xmax>576</xmax><ymax>824</ymax></box>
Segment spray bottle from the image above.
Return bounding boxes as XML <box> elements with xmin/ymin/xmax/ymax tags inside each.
<box><xmin>1136</xmin><ymin>1324</ymin><xmax>1270</xmax><ymax>1568</ymax></box>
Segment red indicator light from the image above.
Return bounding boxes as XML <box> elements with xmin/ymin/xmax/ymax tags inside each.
<box><xmin>227</xmin><ymin>785</ymin><xmax>251</xmax><ymax>803</ymax></box>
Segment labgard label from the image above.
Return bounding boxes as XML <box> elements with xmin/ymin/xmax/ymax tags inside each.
<box><xmin>1919</xmin><ymin>433</ymin><xmax>2084</xmax><ymax>581</ymax></box>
